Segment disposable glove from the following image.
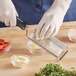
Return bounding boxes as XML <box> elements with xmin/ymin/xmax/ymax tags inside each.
<box><xmin>36</xmin><ymin>0</ymin><xmax>72</xmax><ymax>40</ymax></box>
<box><xmin>0</xmin><ymin>0</ymin><xmax>18</xmax><ymax>27</ymax></box>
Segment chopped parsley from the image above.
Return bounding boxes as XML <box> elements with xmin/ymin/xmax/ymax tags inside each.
<box><xmin>35</xmin><ymin>63</ymin><xmax>76</xmax><ymax>76</ymax></box>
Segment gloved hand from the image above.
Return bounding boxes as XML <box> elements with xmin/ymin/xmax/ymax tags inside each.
<box><xmin>0</xmin><ymin>0</ymin><xmax>18</xmax><ymax>27</ymax></box>
<box><xmin>36</xmin><ymin>0</ymin><xmax>72</xmax><ymax>40</ymax></box>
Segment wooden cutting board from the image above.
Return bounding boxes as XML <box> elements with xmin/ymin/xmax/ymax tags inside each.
<box><xmin>0</xmin><ymin>21</ymin><xmax>76</xmax><ymax>76</ymax></box>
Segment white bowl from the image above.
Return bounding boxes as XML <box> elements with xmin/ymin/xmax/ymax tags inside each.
<box><xmin>11</xmin><ymin>54</ymin><xmax>30</xmax><ymax>68</ymax></box>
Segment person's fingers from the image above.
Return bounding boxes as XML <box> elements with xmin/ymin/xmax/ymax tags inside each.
<box><xmin>15</xmin><ymin>10</ymin><xmax>18</xmax><ymax>26</ymax></box>
<box><xmin>0</xmin><ymin>15</ymin><xmax>4</xmax><ymax>23</ymax></box>
<box><xmin>0</xmin><ymin>19</ymin><xmax>1</xmax><ymax>22</ymax></box>
<box><xmin>4</xmin><ymin>19</ymin><xmax>10</xmax><ymax>26</ymax></box>
<box><xmin>12</xmin><ymin>1</ymin><xmax>18</xmax><ymax>16</ymax></box>
<box><xmin>9</xmin><ymin>10</ymin><xmax>16</xmax><ymax>27</ymax></box>
<box><xmin>0</xmin><ymin>18</ymin><xmax>4</xmax><ymax>23</ymax></box>
<box><xmin>40</xmin><ymin>22</ymin><xmax>51</xmax><ymax>40</ymax></box>
<box><xmin>15</xmin><ymin>10</ymin><xmax>18</xmax><ymax>17</ymax></box>
<box><xmin>0</xmin><ymin>19</ymin><xmax>3</xmax><ymax>22</ymax></box>
<box><xmin>3</xmin><ymin>14</ymin><xmax>10</xmax><ymax>26</ymax></box>
<box><xmin>45</xmin><ymin>25</ymin><xmax>55</xmax><ymax>39</ymax></box>
<box><xmin>0</xmin><ymin>17</ymin><xmax>2</xmax><ymax>22</ymax></box>
<box><xmin>0</xmin><ymin>16</ymin><xmax>2</xmax><ymax>22</ymax></box>
<box><xmin>12</xmin><ymin>4</ymin><xmax>18</xmax><ymax>17</ymax></box>
<box><xmin>36</xmin><ymin>18</ymin><xmax>45</xmax><ymax>38</ymax></box>
<box><xmin>51</xmin><ymin>26</ymin><xmax>60</xmax><ymax>37</ymax></box>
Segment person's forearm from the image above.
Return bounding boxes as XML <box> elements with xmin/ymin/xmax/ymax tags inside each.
<box><xmin>49</xmin><ymin>0</ymin><xmax>72</xmax><ymax>16</ymax></box>
<box><xmin>55</xmin><ymin>0</ymin><xmax>72</xmax><ymax>11</ymax></box>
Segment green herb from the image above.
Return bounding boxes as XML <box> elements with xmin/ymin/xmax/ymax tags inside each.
<box><xmin>71</xmin><ymin>67</ymin><xmax>75</xmax><ymax>70</ymax></box>
<box><xmin>35</xmin><ymin>63</ymin><xmax>76</xmax><ymax>76</ymax></box>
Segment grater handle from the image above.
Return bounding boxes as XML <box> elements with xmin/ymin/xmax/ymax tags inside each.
<box><xmin>59</xmin><ymin>50</ymin><xmax>68</xmax><ymax>60</ymax></box>
<box><xmin>16</xmin><ymin>16</ymin><xmax>27</xmax><ymax>30</ymax></box>
<box><xmin>57</xmin><ymin>46</ymin><xmax>69</xmax><ymax>61</ymax></box>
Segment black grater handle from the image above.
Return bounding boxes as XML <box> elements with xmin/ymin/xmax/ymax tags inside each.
<box><xmin>16</xmin><ymin>17</ymin><xmax>27</xmax><ymax>30</ymax></box>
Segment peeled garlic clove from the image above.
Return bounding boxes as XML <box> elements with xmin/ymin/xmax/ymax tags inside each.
<box><xmin>17</xmin><ymin>56</ymin><xmax>30</xmax><ymax>64</ymax></box>
<box><xmin>11</xmin><ymin>55</ymin><xmax>18</xmax><ymax>66</ymax></box>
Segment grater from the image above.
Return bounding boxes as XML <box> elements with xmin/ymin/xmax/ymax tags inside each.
<box><xmin>16</xmin><ymin>17</ymin><xmax>68</xmax><ymax>61</ymax></box>
<box><xmin>26</xmin><ymin>28</ymin><xmax>68</xmax><ymax>61</ymax></box>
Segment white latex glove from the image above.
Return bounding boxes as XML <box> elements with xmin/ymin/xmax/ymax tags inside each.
<box><xmin>36</xmin><ymin>0</ymin><xmax>72</xmax><ymax>40</ymax></box>
<box><xmin>0</xmin><ymin>0</ymin><xmax>18</xmax><ymax>26</ymax></box>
